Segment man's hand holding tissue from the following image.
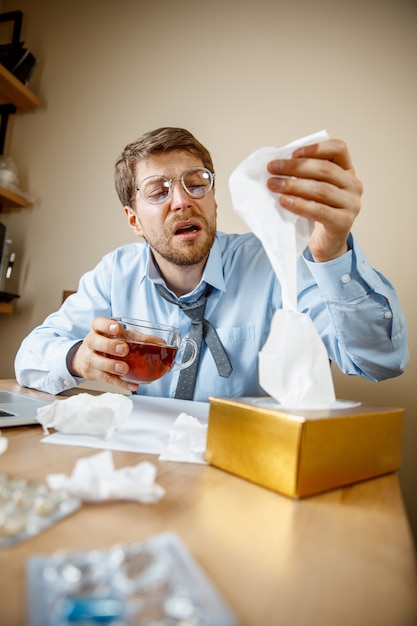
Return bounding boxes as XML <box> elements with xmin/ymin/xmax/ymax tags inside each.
<box><xmin>267</xmin><ymin>138</ymin><xmax>363</xmax><ymax>263</ymax></box>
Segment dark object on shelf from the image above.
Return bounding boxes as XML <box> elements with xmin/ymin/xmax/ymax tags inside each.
<box><xmin>0</xmin><ymin>104</ymin><xmax>15</xmax><ymax>155</ymax></box>
<box><xmin>0</xmin><ymin>44</ymin><xmax>37</xmax><ymax>85</ymax></box>
<box><xmin>1</xmin><ymin>222</ymin><xmax>18</xmax><ymax>297</ymax></box>
<box><xmin>0</xmin><ymin>290</ymin><xmax>19</xmax><ymax>302</ymax></box>
<box><xmin>0</xmin><ymin>11</ymin><xmax>37</xmax><ymax>85</ymax></box>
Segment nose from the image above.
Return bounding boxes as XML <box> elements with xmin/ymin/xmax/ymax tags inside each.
<box><xmin>169</xmin><ymin>179</ymin><xmax>191</xmax><ymax>211</ymax></box>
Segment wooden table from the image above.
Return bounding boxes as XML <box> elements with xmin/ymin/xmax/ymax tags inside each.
<box><xmin>1</xmin><ymin>379</ymin><xmax>416</xmax><ymax>626</ymax></box>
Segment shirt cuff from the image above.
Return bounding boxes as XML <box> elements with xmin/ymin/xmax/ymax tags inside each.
<box><xmin>45</xmin><ymin>339</ymin><xmax>81</xmax><ymax>392</ymax></box>
<box><xmin>303</xmin><ymin>236</ymin><xmax>373</xmax><ymax>301</ymax></box>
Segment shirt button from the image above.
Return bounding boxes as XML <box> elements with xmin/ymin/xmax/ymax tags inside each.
<box><xmin>384</xmin><ymin>311</ymin><xmax>393</xmax><ymax>319</ymax></box>
<box><xmin>341</xmin><ymin>273</ymin><xmax>351</xmax><ymax>284</ymax></box>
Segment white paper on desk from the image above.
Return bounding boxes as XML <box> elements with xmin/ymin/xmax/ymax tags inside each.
<box><xmin>229</xmin><ymin>130</ymin><xmax>336</xmax><ymax>409</ymax></box>
<box><xmin>41</xmin><ymin>395</ymin><xmax>210</xmax><ymax>455</ymax></box>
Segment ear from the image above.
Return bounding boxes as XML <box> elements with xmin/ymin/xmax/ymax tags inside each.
<box><xmin>124</xmin><ymin>206</ymin><xmax>144</xmax><ymax>237</ymax></box>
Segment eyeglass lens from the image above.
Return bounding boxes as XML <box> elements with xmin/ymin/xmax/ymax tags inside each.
<box><xmin>139</xmin><ymin>168</ymin><xmax>213</xmax><ymax>204</ymax></box>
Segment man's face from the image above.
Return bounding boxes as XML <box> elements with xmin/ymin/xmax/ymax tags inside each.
<box><xmin>125</xmin><ymin>150</ymin><xmax>217</xmax><ymax>268</ymax></box>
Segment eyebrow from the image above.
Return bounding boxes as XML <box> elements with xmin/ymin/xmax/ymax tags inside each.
<box><xmin>137</xmin><ymin>165</ymin><xmax>206</xmax><ymax>184</ymax></box>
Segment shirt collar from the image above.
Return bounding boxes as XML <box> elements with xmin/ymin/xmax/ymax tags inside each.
<box><xmin>145</xmin><ymin>235</ymin><xmax>226</xmax><ymax>297</ymax></box>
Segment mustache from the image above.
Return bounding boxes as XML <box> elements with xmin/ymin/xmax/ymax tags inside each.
<box><xmin>169</xmin><ymin>212</ymin><xmax>206</xmax><ymax>228</ymax></box>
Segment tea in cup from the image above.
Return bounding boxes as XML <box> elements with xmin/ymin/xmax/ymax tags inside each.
<box><xmin>110</xmin><ymin>318</ymin><xmax>197</xmax><ymax>384</ymax></box>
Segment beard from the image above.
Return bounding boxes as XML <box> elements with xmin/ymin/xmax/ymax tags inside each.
<box><xmin>143</xmin><ymin>213</ymin><xmax>216</xmax><ymax>267</ymax></box>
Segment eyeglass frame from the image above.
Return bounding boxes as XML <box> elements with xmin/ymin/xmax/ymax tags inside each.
<box><xmin>135</xmin><ymin>166</ymin><xmax>215</xmax><ymax>205</ymax></box>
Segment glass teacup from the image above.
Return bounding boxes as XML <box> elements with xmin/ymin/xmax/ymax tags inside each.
<box><xmin>110</xmin><ymin>317</ymin><xmax>197</xmax><ymax>384</ymax></box>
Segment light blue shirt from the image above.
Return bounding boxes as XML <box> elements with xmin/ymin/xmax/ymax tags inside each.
<box><xmin>15</xmin><ymin>232</ymin><xmax>409</xmax><ymax>400</ymax></box>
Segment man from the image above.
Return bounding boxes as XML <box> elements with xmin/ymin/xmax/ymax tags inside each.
<box><xmin>15</xmin><ymin>127</ymin><xmax>408</xmax><ymax>401</ymax></box>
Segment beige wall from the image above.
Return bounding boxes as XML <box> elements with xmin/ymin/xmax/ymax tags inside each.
<box><xmin>1</xmin><ymin>0</ymin><xmax>416</xmax><ymax>542</ymax></box>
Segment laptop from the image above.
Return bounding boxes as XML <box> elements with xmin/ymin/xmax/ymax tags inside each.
<box><xmin>0</xmin><ymin>390</ymin><xmax>50</xmax><ymax>427</ymax></box>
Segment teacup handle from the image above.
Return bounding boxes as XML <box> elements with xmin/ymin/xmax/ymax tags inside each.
<box><xmin>172</xmin><ymin>338</ymin><xmax>198</xmax><ymax>371</ymax></box>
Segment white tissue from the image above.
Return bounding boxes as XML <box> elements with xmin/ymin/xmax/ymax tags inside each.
<box><xmin>229</xmin><ymin>130</ymin><xmax>328</xmax><ymax>310</ymax></box>
<box><xmin>258</xmin><ymin>309</ymin><xmax>335</xmax><ymax>408</ymax></box>
<box><xmin>229</xmin><ymin>130</ymin><xmax>336</xmax><ymax>408</ymax></box>
<box><xmin>0</xmin><ymin>431</ymin><xmax>8</xmax><ymax>455</ymax></box>
<box><xmin>46</xmin><ymin>450</ymin><xmax>165</xmax><ymax>503</ymax></box>
<box><xmin>36</xmin><ymin>392</ymin><xmax>133</xmax><ymax>439</ymax></box>
<box><xmin>159</xmin><ymin>413</ymin><xmax>208</xmax><ymax>464</ymax></box>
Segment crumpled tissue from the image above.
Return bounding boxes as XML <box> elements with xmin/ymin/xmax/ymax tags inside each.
<box><xmin>36</xmin><ymin>392</ymin><xmax>133</xmax><ymax>439</ymax></box>
<box><xmin>46</xmin><ymin>450</ymin><xmax>165</xmax><ymax>503</ymax></box>
<box><xmin>159</xmin><ymin>413</ymin><xmax>208</xmax><ymax>465</ymax></box>
<box><xmin>0</xmin><ymin>431</ymin><xmax>8</xmax><ymax>456</ymax></box>
<box><xmin>229</xmin><ymin>130</ymin><xmax>336</xmax><ymax>408</ymax></box>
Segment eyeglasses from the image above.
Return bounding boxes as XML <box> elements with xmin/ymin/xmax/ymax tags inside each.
<box><xmin>136</xmin><ymin>167</ymin><xmax>215</xmax><ymax>205</ymax></box>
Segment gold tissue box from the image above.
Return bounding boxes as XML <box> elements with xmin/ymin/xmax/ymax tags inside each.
<box><xmin>205</xmin><ymin>397</ymin><xmax>404</xmax><ymax>498</ymax></box>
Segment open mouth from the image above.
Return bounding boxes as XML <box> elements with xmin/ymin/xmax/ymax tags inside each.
<box><xmin>174</xmin><ymin>222</ymin><xmax>201</xmax><ymax>236</ymax></box>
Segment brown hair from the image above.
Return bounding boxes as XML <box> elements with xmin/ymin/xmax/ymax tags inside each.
<box><xmin>114</xmin><ymin>127</ymin><xmax>214</xmax><ymax>208</ymax></box>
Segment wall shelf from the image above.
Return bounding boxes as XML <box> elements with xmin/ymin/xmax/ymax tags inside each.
<box><xmin>0</xmin><ymin>301</ymin><xmax>14</xmax><ymax>314</ymax></box>
<box><xmin>0</xmin><ymin>64</ymin><xmax>40</xmax><ymax>209</ymax></box>
<box><xmin>0</xmin><ymin>13</ymin><xmax>40</xmax><ymax>313</ymax></box>
<box><xmin>0</xmin><ymin>184</ymin><xmax>27</xmax><ymax>208</ymax></box>
<box><xmin>0</xmin><ymin>63</ymin><xmax>40</xmax><ymax>110</ymax></box>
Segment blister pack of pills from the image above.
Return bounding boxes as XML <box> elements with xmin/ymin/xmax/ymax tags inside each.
<box><xmin>0</xmin><ymin>472</ymin><xmax>81</xmax><ymax>547</ymax></box>
<box><xmin>26</xmin><ymin>531</ymin><xmax>238</xmax><ymax>626</ymax></box>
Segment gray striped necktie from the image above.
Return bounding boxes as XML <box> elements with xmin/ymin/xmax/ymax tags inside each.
<box><xmin>155</xmin><ymin>283</ymin><xmax>233</xmax><ymax>400</ymax></box>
